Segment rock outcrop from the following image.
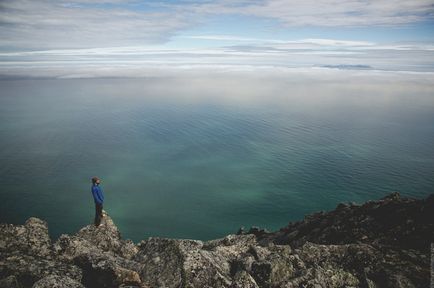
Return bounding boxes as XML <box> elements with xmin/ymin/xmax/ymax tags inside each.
<box><xmin>0</xmin><ymin>192</ymin><xmax>432</xmax><ymax>287</ymax></box>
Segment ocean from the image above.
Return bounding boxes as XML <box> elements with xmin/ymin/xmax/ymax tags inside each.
<box><xmin>0</xmin><ymin>69</ymin><xmax>433</xmax><ymax>242</ymax></box>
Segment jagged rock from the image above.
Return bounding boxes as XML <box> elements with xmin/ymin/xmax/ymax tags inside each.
<box><xmin>0</xmin><ymin>254</ymin><xmax>83</xmax><ymax>287</ymax></box>
<box><xmin>73</xmin><ymin>254</ymin><xmax>143</xmax><ymax>288</ymax></box>
<box><xmin>381</xmin><ymin>191</ymin><xmax>401</xmax><ymax>201</ymax></box>
<box><xmin>247</xmin><ymin>226</ymin><xmax>270</xmax><ymax>238</ymax></box>
<box><xmin>260</xmin><ymin>192</ymin><xmax>434</xmax><ymax>252</ymax></box>
<box><xmin>0</xmin><ymin>275</ymin><xmax>20</xmax><ymax>288</ymax></box>
<box><xmin>230</xmin><ymin>270</ymin><xmax>259</xmax><ymax>288</ymax></box>
<box><xmin>133</xmin><ymin>237</ymin><xmax>196</xmax><ymax>287</ymax></box>
<box><xmin>53</xmin><ymin>216</ymin><xmax>144</xmax><ymax>288</ymax></box>
<box><xmin>71</xmin><ymin>215</ymin><xmax>138</xmax><ymax>259</ymax></box>
<box><xmin>0</xmin><ymin>192</ymin><xmax>432</xmax><ymax>287</ymax></box>
<box><xmin>0</xmin><ymin>217</ymin><xmax>82</xmax><ymax>288</ymax></box>
<box><xmin>236</xmin><ymin>226</ymin><xmax>245</xmax><ymax>235</ymax></box>
<box><xmin>0</xmin><ymin>218</ymin><xmax>51</xmax><ymax>258</ymax></box>
<box><xmin>250</xmin><ymin>245</ymin><xmax>296</xmax><ymax>287</ymax></box>
<box><xmin>32</xmin><ymin>275</ymin><xmax>84</xmax><ymax>288</ymax></box>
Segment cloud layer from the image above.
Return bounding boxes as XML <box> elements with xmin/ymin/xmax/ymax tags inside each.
<box><xmin>186</xmin><ymin>0</ymin><xmax>434</xmax><ymax>26</ymax></box>
<box><xmin>1</xmin><ymin>35</ymin><xmax>433</xmax><ymax>78</ymax></box>
<box><xmin>0</xmin><ymin>0</ymin><xmax>192</xmax><ymax>50</ymax></box>
<box><xmin>1</xmin><ymin>0</ymin><xmax>433</xmax><ymax>76</ymax></box>
<box><xmin>0</xmin><ymin>0</ymin><xmax>434</xmax><ymax>50</ymax></box>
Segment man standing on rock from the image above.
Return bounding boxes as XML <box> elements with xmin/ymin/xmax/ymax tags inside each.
<box><xmin>91</xmin><ymin>176</ymin><xmax>104</xmax><ymax>227</ymax></box>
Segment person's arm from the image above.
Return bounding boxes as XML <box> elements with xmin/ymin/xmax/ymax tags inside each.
<box><xmin>92</xmin><ymin>186</ymin><xmax>103</xmax><ymax>204</ymax></box>
<box><xmin>98</xmin><ymin>186</ymin><xmax>104</xmax><ymax>203</ymax></box>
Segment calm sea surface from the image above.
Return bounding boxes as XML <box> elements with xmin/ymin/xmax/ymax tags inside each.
<box><xmin>1</xmin><ymin>74</ymin><xmax>433</xmax><ymax>241</ymax></box>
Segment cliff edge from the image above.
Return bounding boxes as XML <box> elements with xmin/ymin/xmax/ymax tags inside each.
<box><xmin>0</xmin><ymin>192</ymin><xmax>433</xmax><ymax>288</ymax></box>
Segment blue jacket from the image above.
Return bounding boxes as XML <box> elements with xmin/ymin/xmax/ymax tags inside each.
<box><xmin>91</xmin><ymin>184</ymin><xmax>104</xmax><ymax>204</ymax></box>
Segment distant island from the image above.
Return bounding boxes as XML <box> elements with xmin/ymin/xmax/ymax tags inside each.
<box><xmin>0</xmin><ymin>192</ymin><xmax>432</xmax><ymax>288</ymax></box>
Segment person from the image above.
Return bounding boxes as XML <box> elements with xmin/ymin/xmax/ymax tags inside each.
<box><xmin>91</xmin><ymin>176</ymin><xmax>104</xmax><ymax>226</ymax></box>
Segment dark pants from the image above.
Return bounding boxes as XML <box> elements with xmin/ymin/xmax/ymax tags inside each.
<box><xmin>94</xmin><ymin>202</ymin><xmax>103</xmax><ymax>226</ymax></box>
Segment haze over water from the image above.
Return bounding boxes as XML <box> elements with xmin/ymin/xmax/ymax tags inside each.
<box><xmin>1</xmin><ymin>69</ymin><xmax>433</xmax><ymax>242</ymax></box>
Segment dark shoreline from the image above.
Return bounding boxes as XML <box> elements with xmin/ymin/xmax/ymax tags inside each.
<box><xmin>1</xmin><ymin>192</ymin><xmax>433</xmax><ymax>287</ymax></box>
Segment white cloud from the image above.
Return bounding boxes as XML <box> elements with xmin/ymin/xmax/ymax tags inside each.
<box><xmin>182</xmin><ymin>0</ymin><xmax>434</xmax><ymax>26</ymax></box>
<box><xmin>1</xmin><ymin>38</ymin><xmax>434</xmax><ymax>77</ymax></box>
<box><xmin>0</xmin><ymin>0</ymin><xmax>193</xmax><ymax>50</ymax></box>
<box><xmin>182</xmin><ymin>35</ymin><xmax>286</xmax><ymax>43</ymax></box>
<box><xmin>1</xmin><ymin>61</ymin><xmax>434</xmax><ymax>81</ymax></box>
<box><xmin>1</xmin><ymin>0</ymin><xmax>433</xmax><ymax>51</ymax></box>
<box><xmin>183</xmin><ymin>36</ymin><xmax>376</xmax><ymax>47</ymax></box>
<box><xmin>285</xmin><ymin>39</ymin><xmax>375</xmax><ymax>47</ymax></box>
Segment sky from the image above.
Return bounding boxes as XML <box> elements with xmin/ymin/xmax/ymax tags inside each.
<box><xmin>0</xmin><ymin>0</ymin><xmax>434</xmax><ymax>77</ymax></box>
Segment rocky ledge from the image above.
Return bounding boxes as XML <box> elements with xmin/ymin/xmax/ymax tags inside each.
<box><xmin>0</xmin><ymin>192</ymin><xmax>433</xmax><ymax>288</ymax></box>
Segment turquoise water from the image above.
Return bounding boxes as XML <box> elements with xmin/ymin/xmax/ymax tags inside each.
<box><xmin>0</xmin><ymin>75</ymin><xmax>433</xmax><ymax>242</ymax></box>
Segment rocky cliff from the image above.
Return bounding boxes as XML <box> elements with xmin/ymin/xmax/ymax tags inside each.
<box><xmin>0</xmin><ymin>192</ymin><xmax>432</xmax><ymax>288</ymax></box>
